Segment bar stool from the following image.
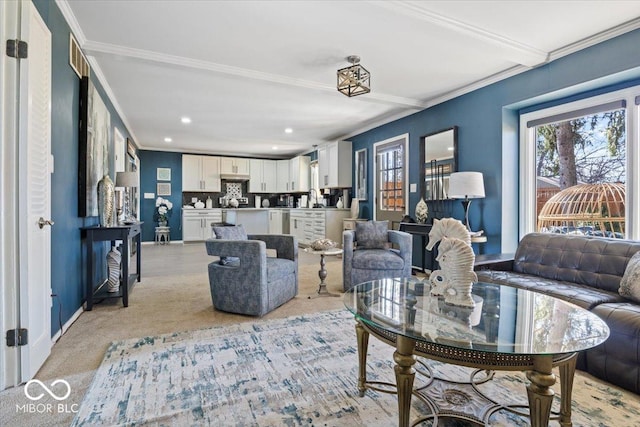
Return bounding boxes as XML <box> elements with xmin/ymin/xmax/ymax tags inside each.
<box><xmin>155</xmin><ymin>226</ymin><xmax>170</xmax><ymax>244</ymax></box>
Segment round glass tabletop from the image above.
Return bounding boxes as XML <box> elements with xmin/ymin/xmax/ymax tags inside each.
<box><xmin>344</xmin><ymin>278</ymin><xmax>609</xmax><ymax>355</ymax></box>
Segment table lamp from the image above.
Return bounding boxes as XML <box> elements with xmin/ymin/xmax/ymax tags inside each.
<box><xmin>447</xmin><ymin>171</ymin><xmax>485</xmax><ymax>233</ymax></box>
<box><xmin>115</xmin><ymin>171</ymin><xmax>139</xmax><ymax>224</ymax></box>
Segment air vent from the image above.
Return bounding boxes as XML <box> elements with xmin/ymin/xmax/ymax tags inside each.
<box><xmin>69</xmin><ymin>33</ymin><xmax>89</xmax><ymax>78</ymax></box>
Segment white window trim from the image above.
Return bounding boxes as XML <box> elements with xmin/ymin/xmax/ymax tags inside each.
<box><xmin>372</xmin><ymin>133</ymin><xmax>409</xmax><ymax>220</ymax></box>
<box><xmin>519</xmin><ymin>86</ymin><xmax>639</xmax><ymax>240</ymax></box>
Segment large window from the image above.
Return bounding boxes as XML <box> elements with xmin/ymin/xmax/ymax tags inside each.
<box><xmin>520</xmin><ymin>88</ymin><xmax>639</xmax><ymax>240</ymax></box>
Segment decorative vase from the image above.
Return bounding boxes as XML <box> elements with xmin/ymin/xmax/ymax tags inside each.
<box><xmin>336</xmin><ymin>196</ymin><xmax>344</xmax><ymax>209</ymax></box>
<box><xmin>415</xmin><ymin>197</ymin><xmax>428</xmax><ymax>224</ymax></box>
<box><xmin>350</xmin><ymin>198</ymin><xmax>359</xmax><ymax>218</ymax></box>
<box><xmin>106</xmin><ymin>247</ymin><xmax>121</xmax><ymax>292</ymax></box>
<box><xmin>159</xmin><ymin>220</ymin><xmax>168</xmax><ymax>227</ymax></box>
<box><xmin>97</xmin><ymin>174</ymin><xmax>115</xmax><ymax>227</ymax></box>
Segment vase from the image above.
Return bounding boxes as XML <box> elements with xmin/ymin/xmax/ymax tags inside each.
<box><xmin>97</xmin><ymin>174</ymin><xmax>115</xmax><ymax>227</ymax></box>
<box><xmin>415</xmin><ymin>197</ymin><xmax>428</xmax><ymax>224</ymax></box>
<box><xmin>106</xmin><ymin>247</ymin><xmax>121</xmax><ymax>292</ymax></box>
<box><xmin>336</xmin><ymin>196</ymin><xmax>344</xmax><ymax>209</ymax></box>
<box><xmin>159</xmin><ymin>220</ymin><xmax>168</xmax><ymax>227</ymax></box>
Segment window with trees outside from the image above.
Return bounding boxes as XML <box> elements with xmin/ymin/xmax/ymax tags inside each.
<box><xmin>519</xmin><ymin>87</ymin><xmax>639</xmax><ymax>240</ymax></box>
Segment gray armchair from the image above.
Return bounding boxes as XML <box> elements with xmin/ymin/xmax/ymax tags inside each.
<box><xmin>342</xmin><ymin>221</ymin><xmax>413</xmax><ymax>291</ymax></box>
<box><xmin>205</xmin><ymin>231</ymin><xmax>298</xmax><ymax>316</ymax></box>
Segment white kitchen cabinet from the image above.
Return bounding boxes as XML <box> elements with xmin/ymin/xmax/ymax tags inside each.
<box><xmin>276</xmin><ymin>159</ymin><xmax>290</xmax><ymax>192</ymax></box>
<box><xmin>220</xmin><ymin>157</ymin><xmax>250</xmax><ymax>176</ymax></box>
<box><xmin>182</xmin><ymin>209</ymin><xmax>222</xmax><ymax>241</ymax></box>
<box><xmin>182</xmin><ymin>155</ymin><xmax>221</xmax><ymax>192</ymax></box>
<box><xmin>249</xmin><ymin>159</ymin><xmax>277</xmax><ymax>193</ymax></box>
<box><xmin>318</xmin><ymin>141</ymin><xmax>352</xmax><ymax>188</ymax></box>
<box><xmin>289</xmin><ymin>155</ymin><xmax>310</xmax><ymax>193</ymax></box>
<box><xmin>288</xmin><ymin>208</ymin><xmax>351</xmax><ymax>246</ymax></box>
<box><xmin>268</xmin><ymin>209</ymin><xmax>283</xmax><ymax>234</ymax></box>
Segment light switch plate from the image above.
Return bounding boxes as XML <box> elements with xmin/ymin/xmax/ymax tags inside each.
<box><xmin>410</xmin><ymin>183</ymin><xmax>417</xmax><ymax>193</ymax></box>
<box><xmin>144</xmin><ymin>193</ymin><xmax>155</xmax><ymax>199</ymax></box>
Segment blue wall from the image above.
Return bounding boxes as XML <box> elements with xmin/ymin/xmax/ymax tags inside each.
<box><xmin>350</xmin><ymin>29</ymin><xmax>640</xmax><ymax>260</ymax></box>
<box><xmin>138</xmin><ymin>150</ymin><xmax>183</xmax><ymax>241</ymax></box>
<box><xmin>33</xmin><ymin>0</ymin><xmax>136</xmax><ymax>336</ymax></box>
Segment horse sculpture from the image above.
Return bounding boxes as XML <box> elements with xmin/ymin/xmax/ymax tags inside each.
<box><xmin>427</xmin><ymin>218</ymin><xmax>477</xmax><ymax>307</ymax></box>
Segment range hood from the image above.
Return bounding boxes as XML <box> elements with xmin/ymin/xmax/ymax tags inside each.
<box><xmin>220</xmin><ymin>174</ymin><xmax>250</xmax><ymax>181</ymax></box>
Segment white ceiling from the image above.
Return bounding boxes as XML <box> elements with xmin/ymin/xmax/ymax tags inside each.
<box><xmin>59</xmin><ymin>1</ymin><xmax>640</xmax><ymax>159</ymax></box>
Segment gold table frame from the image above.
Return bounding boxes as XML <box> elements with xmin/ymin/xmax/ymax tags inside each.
<box><xmin>355</xmin><ymin>320</ymin><xmax>578</xmax><ymax>427</ymax></box>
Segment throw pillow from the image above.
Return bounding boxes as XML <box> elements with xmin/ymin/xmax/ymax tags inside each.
<box><xmin>212</xmin><ymin>225</ymin><xmax>247</xmax><ymax>265</ymax></box>
<box><xmin>355</xmin><ymin>220</ymin><xmax>389</xmax><ymax>249</ymax></box>
<box><xmin>619</xmin><ymin>251</ymin><xmax>640</xmax><ymax>303</ymax></box>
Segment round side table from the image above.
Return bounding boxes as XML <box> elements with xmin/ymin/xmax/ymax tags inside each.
<box><xmin>303</xmin><ymin>247</ymin><xmax>343</xmax><ymax>298</ymax></box>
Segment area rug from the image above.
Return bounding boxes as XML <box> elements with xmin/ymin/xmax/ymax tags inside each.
<box><xmin>72</xmin><ymin>310</ymin><xmax>640</xmax><ymax>426</ymax></box>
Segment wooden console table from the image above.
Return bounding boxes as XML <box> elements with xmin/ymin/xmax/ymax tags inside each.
<box><xmin>80</xmin><ymin>223</ymin><xmax>142</xmax><ymax>310</ymax></box>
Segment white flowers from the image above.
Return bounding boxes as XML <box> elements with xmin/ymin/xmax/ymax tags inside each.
<box><xmin>154</xmin><ymin>197</ymin><xmax>173</xmax><ymax>224</ymax></box>
<box><xmin>156</xmin><ymin>197</ymin><xmax>173</xmax><ymax>210</ymax></box>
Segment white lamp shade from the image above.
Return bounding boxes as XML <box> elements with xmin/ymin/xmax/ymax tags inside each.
<box><xmin>115</xmin><ymin>171</ymin><xmax>138</xmax><ymax>188</ymax></box>
<box><xmin>448</xmin><ymin>172</ymin><xmax>485</xmax><ymax>199</ymax></box>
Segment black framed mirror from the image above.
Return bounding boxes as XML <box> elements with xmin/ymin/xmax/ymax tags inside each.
<box><xmin>419</xmin><ymin>126</ymin><xmax>458</xmax><ymax>201</ymax></box>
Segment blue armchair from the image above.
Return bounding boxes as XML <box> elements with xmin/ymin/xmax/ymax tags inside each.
<box><xmin>342</xmin><ymin>221</ymin><xmax>413</xmax><ymax>291</ymax></box>
<box><xmin>205</xmin><ymin>228</ymin><xmax>298</xmax><ymax>316</ymax></box>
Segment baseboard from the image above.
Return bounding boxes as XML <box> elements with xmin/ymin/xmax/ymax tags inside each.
<box><xmin>51</xmin><ymin>305</ymin><xmax>84</xmax><ymax>344</ymax></box>
<box><xmin>142</xmin><ymin>240</ymin><xmax>184</xmax><ymax>246</ymax></box>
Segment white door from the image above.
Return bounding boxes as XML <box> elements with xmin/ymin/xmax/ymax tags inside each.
<box><xmin>18</xmin><ymin>2</ymin><xmax>52</xmax><ymax>381</ymax></box>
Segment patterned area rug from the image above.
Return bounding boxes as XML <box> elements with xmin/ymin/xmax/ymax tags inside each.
<box><xmin>72</xmin><ymin>310</ymin><xmax>640</xmax><ymax>426</ymax></box>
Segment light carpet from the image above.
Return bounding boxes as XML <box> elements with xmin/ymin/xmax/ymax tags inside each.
<box><xmin>72</xmin><ymin>310</ymin><xmax>640</xmax><ymax>426</ymax></box>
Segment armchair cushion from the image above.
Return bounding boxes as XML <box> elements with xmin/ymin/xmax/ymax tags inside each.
<box><xmin>352</xmin><ymin>249</ymin><xmax>404</xmax><ymax>270</ymax></box>
<box><xmin>355</xmin><ymin>220</ymin><xmax>389</xmax><ymax>249</ymax></box>
<box><xmin>212</xmin><ymin>225</ymin><xmax>247</xmax><ymax>264</ymax></box>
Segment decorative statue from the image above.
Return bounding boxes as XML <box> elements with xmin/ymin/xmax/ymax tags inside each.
<box><xmin>426</xmin><ymin>217</ymin><xmax>471</xmax><ymax>251</ymax></box>
<box><xmin>430</xmin><ymin>237</ymin><xmax>477</xmax><ymax>306</ymax></box>
<box><xmin>427</xmin><ymin>217</ymin><xmax>477</xmax><ymax>307</ymax></box>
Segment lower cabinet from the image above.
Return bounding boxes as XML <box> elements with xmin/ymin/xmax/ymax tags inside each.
<box><xmin>182</xmin><ymin>209</ymin><xmax>222</xmax><ymax>242</ymax></box>
<box><xmin>289</xmin><ymin>209</ymin><xmax>351</xmax><ymax>246</ymax></box>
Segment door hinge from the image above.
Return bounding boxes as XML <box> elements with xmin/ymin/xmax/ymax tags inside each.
<box><xmin>6</xmin><ymin>39</ymin><xmax>28</xmax><ymax>59</ymax></box>
<box><xmin>6</xmin><ymin>328</ymin><xmax>28</xmax><ymax>347</ymax></box>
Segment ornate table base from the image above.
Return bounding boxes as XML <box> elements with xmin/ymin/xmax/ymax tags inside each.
<box><xmin>355</xmin><ymin>321</ymin><xmax>578</xmax><ymax>427</ymax></box>
<box><xmin>306</xmin><ymin>249</ymin><xmax>343</xmax><ymax>299</ymax></box>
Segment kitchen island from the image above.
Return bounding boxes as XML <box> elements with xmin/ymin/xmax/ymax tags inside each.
<box><xmin>222</xmin><ymin>208</ymin><xmax>270</xmax><ymax>234</ymax></box>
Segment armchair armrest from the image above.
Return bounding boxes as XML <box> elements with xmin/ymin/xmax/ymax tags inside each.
<box><xmin>343</xmin><ymin>230</ymin><xmax>355</xmax><ymax>254</ymax></box>
<box><xmin>388</xmin><ymin>230</ymin><xmax>412</xmax><ymax>261</ymax></box>
<box><xmin>248</xmin><ymin>234</ymin><xmax>297</xmax><ymax>261</ymax></box>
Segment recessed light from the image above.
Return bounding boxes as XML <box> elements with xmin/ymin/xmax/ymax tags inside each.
<box><xmin>272</xmin><ymin>146</ymin><xmax>279</xmax><ymax>150</ymax></box>
<box><xmin>181</xmin><ymin>117</ymin><xmax>192</xmax><ymax>124</ymax></box>
<box><xmin>284</xmin><ymin>128</ymin><xmax>293</xmax><ymax>134</ymax></box>
<box><xmin>164</xmin><ymin>137</ymin><xmax>172</xmax><ymax>143</ymax></box>
<box><xmin>447</xmin><ymin>147</ymin><xmax>454</xmax><ymax>151</ymax></box>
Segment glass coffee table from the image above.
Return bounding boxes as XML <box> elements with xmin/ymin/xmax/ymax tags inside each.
<box><xmin>344</xmin><ymin>278</ymin><xmax>610</xmax><ymax>427</ymax></box>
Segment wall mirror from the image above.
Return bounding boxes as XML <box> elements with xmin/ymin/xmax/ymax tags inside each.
<box><xmin>420</xmin><ymin>126</ymin><xmax>458</xmax><ymax>201</ymax></box>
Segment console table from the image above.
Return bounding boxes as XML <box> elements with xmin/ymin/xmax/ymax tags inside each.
<box><xmin>398</xmin><ymin>222</ymin><xmax>435</xmax><ymax>273</ymax></box>
<box><xmin>80</xmin><ymin>223</ymin><xmax>142</xmax><ymax>310</ymax></box>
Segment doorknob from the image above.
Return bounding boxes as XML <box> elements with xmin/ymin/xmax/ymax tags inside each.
<box><xmin>38</xmin><ymin>217</ymin><xmax>54</xmax><ymax>229</ymax></box>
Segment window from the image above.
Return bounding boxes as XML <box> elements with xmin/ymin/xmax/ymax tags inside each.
<box><xmin>374</xmin><ymin>134</ymin><xmax>408</xmax><ymax>223</ymax></box>
<box><xmin>520</xmin><ymin>87</ymin><xmax>639</xmax><ymax>240</ymax></box>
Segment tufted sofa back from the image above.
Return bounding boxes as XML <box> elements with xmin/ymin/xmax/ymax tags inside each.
<box><xmin>514</xmin><ymin>233</ymin><xmax>640</xmax><ymax>293</ymax></box>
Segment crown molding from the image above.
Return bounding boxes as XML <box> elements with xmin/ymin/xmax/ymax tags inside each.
<box><xmin>55</xmin><ymin>0</ymin><xmax>86</xmax><ymax>45</ymax></box>
<box><xmin>374</xmin><ymin>1</ymin><xmax>549</xmax><ymax>67</ymax></box>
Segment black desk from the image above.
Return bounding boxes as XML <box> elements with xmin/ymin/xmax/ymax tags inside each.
<box><xmin>398</xmin><ymin>222</ymin><xmax>436</xmax><ymax>273</ymax></box>
<box><xmin>81</xmin><ymin>223</ymin><xmax>142</xmax><ymax>310</ymax></box>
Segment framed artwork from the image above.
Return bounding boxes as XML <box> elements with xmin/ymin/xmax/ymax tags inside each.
<box><xmin>78</xmin><ymin>76</ymin><xmax>111</xmax><ymax>217</ymax></box>
<box><xmin>157</xmin><ymin>183</ymin><xmax>171</xmax><ymax>196</ymax></box>
<box><xmin>127</xmin><ymin>138</ymin><xmax>136</xmax><ymax>157</ymax></box>
<box><xmin>354</xmin><ymin>148</ymin><xmax>367</xmax><ymax>200</ymax></box>
<box><xmin>157</xmin><ymin>167</ymin><xmax>171</xmax><ymax>181</ymax></box>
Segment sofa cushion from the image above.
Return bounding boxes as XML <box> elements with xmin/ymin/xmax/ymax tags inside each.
<box><xmin>512</xmin><ymin>233</ymin><xmax>640</xmax><ymax>293</ymax></box>
<box><xmin>212</xmin><ymin>225</ymin><xmax>247</xmax><ymax>264</ymax></box>
<box><xmin>619</xmin><ymin>251</ymin><xmax>640</xmax><ymax>303</ymax></box>
<box><xmin>476</xmin><ymin>270</ymin><xmax>626</xmax><ymax>310</ymax></box>
<box><xmin>352</xmin><ymin>248</ymin><xmax>404</xmax><ymax>270</ymax></box>
<box><xmin>356</xmin><ymin>221</ymin><xmax>389</xmax><ymax>249</ymax></box>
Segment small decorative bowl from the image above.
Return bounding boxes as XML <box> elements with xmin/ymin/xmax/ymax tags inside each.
<box><xmin>311</xmin><ymin>238</ymin><xmax>337</xmax><ymax>251</ymax></box>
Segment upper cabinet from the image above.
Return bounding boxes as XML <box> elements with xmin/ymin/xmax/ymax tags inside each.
<box><xmin>318</xmin><ymin>141</ymin><xmax>352</xmax><ymax>188</ymax></box>
<box><xmin>276</xmin><ymin>159</ymin><xmax>290</xmax><ymax>192</ymax></box>
<box><xmin>182</xmin><ymin>154</ymin><xmax>221</xmax><ymax>192</ymax></box>
<box><xmin>289</xmin><ymin>155</ymin><xmax>310</xmax><ymax>193</ymax></box>
<box><xmin>249</xmin><ymin>159</ymin><xmax>277</xmax><ymax>193</ymax></box>
<box><xmin>220</xmin><ymin>157</ymin><xmax>250</xmax><ymax>177</ymax></box>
